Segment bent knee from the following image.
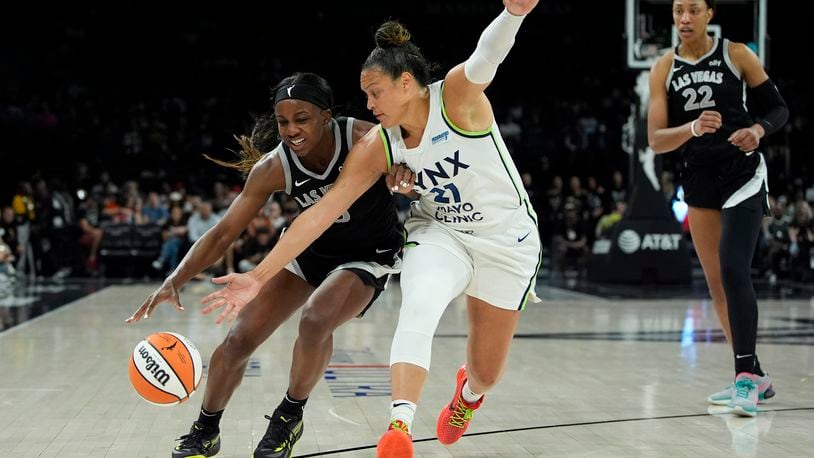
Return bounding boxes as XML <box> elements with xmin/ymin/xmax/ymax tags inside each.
<box><xmin>299</xmin><ymin>302</ymin><xmax>341</xmax><ymax>338</ymax></box>
<box><xmin>466</xmin><ymin>365</ymin><xmax>501</xmax><ymax>390</ymax></box>
<box><xmin>221</xmin><ymin>330</ymin><xmax>261</xmax><ymax>360</ymax></box>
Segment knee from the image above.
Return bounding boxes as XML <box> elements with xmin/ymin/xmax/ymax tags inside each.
<box><xmin>466</xmin><ymin>364</ymin><xmax>501</xmax><ymax>391</ymax></box>
<box><xmin>220</xmin><ymin>329</ymin><xmax>258</xmax><ymax>362</ymax></box>
<box><xmin>298</xmin><ymin>301</ymin><xmax>336</xmax><ymax>343</ymax></box>
<box><xmin>708</xmin><ymin>283</ymin><xmax>726</xmax><ymax>305</ymax></box>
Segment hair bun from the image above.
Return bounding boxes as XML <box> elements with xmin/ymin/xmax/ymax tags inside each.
<box><xmin>375</xmin><ymin>21</ymin><xmax>411</xmax><ymax>48</ymax></box>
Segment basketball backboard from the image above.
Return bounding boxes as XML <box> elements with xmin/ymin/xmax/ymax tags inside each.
<box><xmin>625</xmin><ymin>0</ymin><xmax>767</xmax><ymax>70</ymax></box>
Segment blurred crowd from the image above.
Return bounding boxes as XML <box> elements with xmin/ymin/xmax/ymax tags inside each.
<box><xmin>2</xmin><ymin>2</ymin><xmax>811</xmax><ymax>284</ymax></box>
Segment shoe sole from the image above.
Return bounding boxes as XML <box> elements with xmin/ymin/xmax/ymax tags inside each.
<box><xmin>252</xmin><ymin>441</ymin><xmax>297</xmax><ymax>458</ymax></box>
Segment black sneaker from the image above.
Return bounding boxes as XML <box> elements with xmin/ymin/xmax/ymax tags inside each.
<box><xmin>173</xmin><ymin>421</ymin><xmax>221</xmax><ymax>458</ymax></box>
<box><xmin>253</xmin><ymin>409</ymin><xmax>304</xmax><ymax>458</ymax></box>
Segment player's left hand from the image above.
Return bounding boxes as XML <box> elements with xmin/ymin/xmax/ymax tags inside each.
<box><xmin>200</xmin><ymin>272</ymin><xmax>262</xmax><ymax>325</ymax></box>
<box><xmin>504</xmin><ymin>0</ymin><xmax>539</xmax><ymax>16</ymax></box>
<box><xmin>728</xmin><ymin>126</ymin><xmax>763</xmax><ymax>153</ymax></box>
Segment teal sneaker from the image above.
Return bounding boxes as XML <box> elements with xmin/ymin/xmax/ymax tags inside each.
<box><xmin>707</xmin><ymin>373</ymin><xmax>775</xmax><ymax>405</ymax></box>
<box><xmin>729</xmin><ymin>373</ymin><xmax>759</xmax><ymax>417</ymax></box>
<box><xmin>173</xmin><ymin>421</ymin><xmax>221</xmax><ymax>458</ymax></box>
<box><xmin>253</xmin><ymin>409</ymin><xmax>304</xmax><ymax>458</ymax></box>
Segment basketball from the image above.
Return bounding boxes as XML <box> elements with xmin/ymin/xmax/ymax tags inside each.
<box><xmin>129</xmin><ymin>332</ymin><xmax>203</xmax><ymax>406</ymax></box>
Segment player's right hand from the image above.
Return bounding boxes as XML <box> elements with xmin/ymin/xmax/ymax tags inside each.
<box><xmin>386</xmin><ymin>163</ymin><xmax>416</xmax><ymax>195</ymax></box>
<box><xmin>694</xmin><ymin>110</ymin><xmax>722</xmax><ymax>136</ymax></box>
<box><xmin>125</xmin><ymin>277</ymin><xmax>183</xmax><ymax>323</ymax></box>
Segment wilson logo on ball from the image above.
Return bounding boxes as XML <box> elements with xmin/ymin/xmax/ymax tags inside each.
<box><xmin>136</xmin><ymin>345</ymin><xmax>172</xmax><ymax>386</ymax></box>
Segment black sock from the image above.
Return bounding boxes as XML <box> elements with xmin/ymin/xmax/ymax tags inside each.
<box><xmin>735</xmin><ymin>354</ymin><xmax>757</xmax><ymax>375</ymax></box>
<box><xmin>197</xmin><ymin>407</ymin><xmax>224</xmax><ymax>431</ymax></box>
<box><xmin>276</xmin><ymin>391</ymin><xmax>308</xmax><ymax>418</ymax></box>
<box><xmin>753</xmin><ymin>357</ymin><xmax>765</xmax><ymax>377</ymax></box>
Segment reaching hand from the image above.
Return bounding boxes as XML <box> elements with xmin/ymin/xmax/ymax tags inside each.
<box><xmin>125</xmin><ymin>277</ymin><xmax>183</xmax><ymax>323</ymax></box>
<box><xmin>728</xmin><ymin>126</ymin><xmax>762</xmax><ymax>153</ymax></box>
<box><xmin>386</xmin><ymin>163</ymin><xmax>416</xmax><ymax>195</ymax></box>
<box><xmin>504</xmin><ymin>0</ymin><xmax>539</xmax><ymax>16</ymax></box>
<box><xmin>200</xmin><ymin>272</ymin><xmax>262</xmax><ymax>325</ymax></box>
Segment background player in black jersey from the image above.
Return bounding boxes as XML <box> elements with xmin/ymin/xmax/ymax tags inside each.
<box><xmin>648</xmin><ymin>0</ymin><xmax>788</xmax><ymax>417</ymax></box>
<box><xmin>126</xmin><ymin>72</ymin><xmax>406</xmax><ymax>458</ymax></box>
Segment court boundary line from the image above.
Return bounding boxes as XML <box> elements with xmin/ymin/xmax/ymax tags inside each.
<box><xmin>293</xmin><ymin>406</ymin><xmax>814</xmax><ymax>457</ymax></box>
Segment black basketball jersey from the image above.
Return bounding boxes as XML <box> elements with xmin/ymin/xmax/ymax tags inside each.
<box><xmin>276</xmin><ymin>116</ymin><xmax>402</xmax><ymax>257</ymax></box>
<box><xmin>667</xmin><ymin>38</ymin><xmax>757</xmax><ymax>167</ymax></box>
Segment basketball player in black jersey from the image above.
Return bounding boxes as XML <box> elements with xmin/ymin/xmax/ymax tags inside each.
<box><xmin>648</xmin><ymin>0</ymin><xmax>788</xmax><ymax>417</ymax></box>
<box><xmin>126</xmin><ymin>72</ymin><xmax>406</xmax><ymax>457</ymax></box>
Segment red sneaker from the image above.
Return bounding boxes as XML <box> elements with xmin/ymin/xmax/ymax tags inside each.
<box><xmin>436</xmin><ymin>365</ymin><xmax>484</xmax><ymax>445</ymax></box>
<box><xmin>376</xmin><ymin>419</ymin><xmax>413</xmax><ymax>458</ymax></box>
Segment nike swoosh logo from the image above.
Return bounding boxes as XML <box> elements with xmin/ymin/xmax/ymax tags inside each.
<box><xmin>518</xmin><ymin>231</ymin><xmax>531</xmax><ymax>243</ymax></box>
<box><xmin>375</xmin><ymin>248</ymin><xmax>392</xmax><ymax>253</ymax></box>
<box><xmin>735</xmin><ymin>354</ymin><xmax>753</xmax><ymax>359</ymax></box>
<box><xmin>294</xmin><ymin>179</ymin><xmax>311</xmax><ymax>186</ymax></box>
<box><xmin>674</xmin><ymin>65</ymin><xmax>683</xmax><ymax>71</ymax></box>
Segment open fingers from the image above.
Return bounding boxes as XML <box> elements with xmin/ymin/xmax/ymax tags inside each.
<box><xmin>125</xmin><ymin>295</ymin><xmax>155</xmax><ymax>323</ymax></box>
<box><xmin>201</xmin><ymin>288</ymin><xmax>226</xmax><ymax>305</ymax></box>
<box><xmin>201</xmin><ymin>297</ymin><xmax>229</xmax><ymax>315</ymax></box>
<box><xmin>215</xmin><ymin>304</ymin><xmax>234</xmax><ymax>325</ymax></box>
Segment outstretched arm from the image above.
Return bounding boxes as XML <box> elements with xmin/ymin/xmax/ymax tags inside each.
<box><xmin>442</xmin><ymin>0</ymin><xmax>539</xmax><ymax>132</ymax></box>
<box><xmin>126</xmin><ymin>153</ymin><xmax>283</xmax><ymax>323</ymax></box>
<box><xmin>200</xmin><ymin>128</ymin><xmax>389</xmax><ymax>324</ymax></box>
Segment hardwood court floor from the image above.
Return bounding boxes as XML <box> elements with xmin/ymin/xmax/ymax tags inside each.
<box><xmin>1</xmin><ymin>279</ymin><xmax>812</xmax><ymax>457</ymax></box>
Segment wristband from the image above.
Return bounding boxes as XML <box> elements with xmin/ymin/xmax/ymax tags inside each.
<box><xmin>690</xmin><ymin>120</ymin><xmax>702</xmax><ymax>137</ymax></box>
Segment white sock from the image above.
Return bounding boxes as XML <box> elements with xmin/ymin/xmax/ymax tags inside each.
<box><xmin>389</xmin><ymin>400</ymin><xmax>417</xmax><ymax>431</ymax></box>
<box><xmin>461</xmin><ymin>380</ymin><xmax>484</xmax><ymax>404</ymax></box>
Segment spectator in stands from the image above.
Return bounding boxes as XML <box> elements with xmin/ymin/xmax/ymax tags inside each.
<box><xmin>77</xmin><ymin>196</ymin><xmax>103</xmax><ymax>274</ymax></box>
<box><xmin>237</xmin><ymin>226</ymin><xmax>278</xmax><ymax>273</ymax></box>
<box><xmin>187</xmin><ymin>201</ymin><xmax>220</xmax><ymax>244</ymax></box>
<box><xmin>762</xmin><ymin>195</ymin><xmax>790</xmax><ymax>281</ymax></box>
<box><xmin>553</xmin><ymin>200</ymin><xmax>589</xmax><ymax>276</ymax></box>
<box><xmin>142</xmin><ymin>191</ymin><xmax>169</xmax><ymax>225</ymax></box>
<box><xmin>0</xmin><ymin>241</ymin><xmax>15</xmax><ymax>277</ymax></box>
<box><xmin>595</xmin><ymin>200</ymin><xmax>626</xmax><ymax>240</ymax></box>
<box><xmin>152</xmin><ymin>205</ymin><xmax>189</xmax><ymax>275</ymax></box>
<box><xmin>609</xmin><ymin>170</ymin><xmax>627</xmax><ymax>205</ymax></box>
<box><xmin>789</xmin><ymin>201</ymin><xmax>814</xmax><ymax>282</ymax></box>
<box><xmin>0</xmin><ymin>207</ymin><xmax>20</xmax><ymax>261</ymax></box>
<box><xmin>12</xmin><ymin>181</ymin><xmax>37</xmax><ymax>276</ymax></box>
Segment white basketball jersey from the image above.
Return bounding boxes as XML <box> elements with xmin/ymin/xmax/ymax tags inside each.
<box><xmin>380</xmin><ymin>81</ymin><xmax>537</xmax><ymax>234</ymax></box>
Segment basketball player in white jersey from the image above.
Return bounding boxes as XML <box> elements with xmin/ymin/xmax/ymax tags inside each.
<box><xmin>200</xmin><ymin>2</ymin><xmax>541</xmax><ymax>456</ymax></box>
